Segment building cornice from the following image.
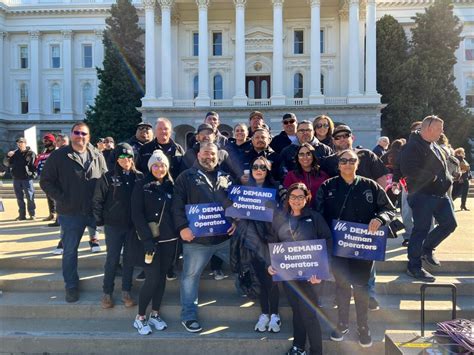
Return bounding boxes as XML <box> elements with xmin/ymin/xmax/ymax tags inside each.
<box><xmin>377</xmin><ymin>0</ymin><xmax>474</xmax><ymax>8</ymax></box>
<box><xmin>1</xmin><ymin>3</ymin><xmax>145</xmax><ymax>16</ymax></box>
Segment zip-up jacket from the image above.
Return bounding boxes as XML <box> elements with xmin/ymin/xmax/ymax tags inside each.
<box><xmin>40</xmin><ymin>144</ymin><xmax>107</xmax><ymax>216</ymax></box>
<box><xmin>137</xmin><ymin>138</ymin><xmax>185</xmax><ymax>179</ymax></box>
<box><xmin>5</xmin><ymin>147</ymin><xmax>37</xmax><ymax>180</ymax></box>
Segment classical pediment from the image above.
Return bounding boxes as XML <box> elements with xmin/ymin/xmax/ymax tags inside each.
<box><xmin>245</xmin><ymin>26</ymin><xmax>273</xmax><ymax>53</ymax></box>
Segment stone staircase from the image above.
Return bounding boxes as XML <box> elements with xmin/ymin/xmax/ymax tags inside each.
<box><xmin>0</xmin><ymin>216</ymin><xmax>473</xmax><ymax>355</ymax></box>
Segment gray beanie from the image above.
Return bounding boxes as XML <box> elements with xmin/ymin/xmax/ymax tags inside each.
<box><xmin>147</xmin><ymin>150</ymin><xmax>170</xmax><ymax>172</ymax></box>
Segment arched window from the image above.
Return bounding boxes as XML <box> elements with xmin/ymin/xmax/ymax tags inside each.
<box><xmin>51</xmin><ymin>84</ymin><xmax>61</xmax><ymax>114</ymax></box>
<box><xmin>248</xmin><ymin>80</ymin><xmax>255</xmax><ymax>99</ymax></box>
<box><xmin>321</xmin><ymin>74</ymin><xmax>325</xmax><ymax>95</ymax></box>
<box><xmin>193</xmin><ymin>75</ymin><xmax>199</xmax><ymax>99</ymax></box>
<box><xmin>213</xmin><ymin>74</ymin><xmax>223</xmax><ymax>100</ymax></box>
<box><xmin>293</xmin><ymin>73</ymin><xmax>303</xmax><ymax>98</ymax></box>
<box><xmin>20</xmin><ymin>83</ymin><xmax>28</xmax><ymax>114</ymax></box>
<box><xmin>82</xmin><ymin>83</ymin><xmax>93</xmax><ymax>113</ymax></box>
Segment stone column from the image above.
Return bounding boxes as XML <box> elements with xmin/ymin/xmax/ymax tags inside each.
<box><xmin>29</xmin><ymin>30</ymin><xmax>41</xmax><ymax>120</ymax></box>
<box><xmin>271</xmin><ymin>0</ymin><xmax>285</xmax><ymax>105</ymax></box>
<box><xmin>158</xmin><ymin>0</ymin><xmax>174</xmax><ymax>106</ymax></box>
<box><xmin>0</xmin><ymin>32</ymin><xmax>5</xmax><ymax>113</ymax></box>
<box><xmin>233</xmin><ymin>0</ymin><xmax>247</xmax><ymax>106</ymax></box>
<box><xmin>365</xmin><ymin>0</ymin><xmax>379</xmax><ymax>100</ymax></box>
<box><xmin>195</xmin><ymin>0</ymin><xmax>210</xmax><ymax>107</ymax></box>
<box><xmin>142</xmin><ymin>0</ymin><xmax>157</xmax><ymax>105</ymax></box>
<box><xmin>347</xmin><ymin>0</ymin><xmax>360</xmax><ymax>98</ymax></box>
<box><xmin>309</xmin><ymin>0</ymin><xmax>324</xmax><ymax>104</ymax></box>
<box><xmin>62</xmin><ymin>30</ymin><xmax>74</xmax><ymax>119</ymax></box>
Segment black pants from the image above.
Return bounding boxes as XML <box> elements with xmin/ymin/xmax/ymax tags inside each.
<box><xmin>251</xmin><ymin>258</ymin><xmax>279</xmax><ymax>314</ymax></box>
<box><xmin>210</xmin><ymin>254</ymin><xmax>223</xmax><ymax>271</ymax></box>
<box><xmin>332</xmin><ymin>256</ymin><xmax>372</xmax><ymax>329</ymax></box>
<box><xmin>46</xmin><ymin>195</ymin><xmax>56</xmax><ymax>215</ymax></box>
<box><xmin>283</xmin><ymin>281</ymin><xmax>323</xmax><ymax>355</ymax></box>
<box><xmin>453</xmin><ymin>180</ymin><xmax>469</xmax><ymax>208</ymax></box>
<box><xmin>138</xmin><ymin>239</ymin><xmax>177</xmax><ymax>315</ymax></box>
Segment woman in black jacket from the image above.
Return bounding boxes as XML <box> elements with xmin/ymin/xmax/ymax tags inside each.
<box><xmin>92</xmin><ymin>143</ymin><xmax>143</xmax><ymax>309</ymax></box>
<box><xmin>314</xmin><ymin>149</ymin><xmax>395</xmax><ymax>348</ymax></box>
<box><xmin>131</xmin><ymin>150</ymin><xmax>178</xmax><ymax>336</ymax></box>
<box><xmin>268</xmin><ymin>183</ymin><xmax>332</xmax><ymax>355</ymax></box>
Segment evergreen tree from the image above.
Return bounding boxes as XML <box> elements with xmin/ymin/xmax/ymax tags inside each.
<box><xmin>85</xmin><ymin>0</ymin><xmax>145</xmax><ymax>142</ymax></box>
<box><xmin>409</xmin><ymin>0</ymin><xmax>473</xmax><ymax>147</ymax></box>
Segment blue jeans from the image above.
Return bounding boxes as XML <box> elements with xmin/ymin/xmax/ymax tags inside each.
<box><xmin>13</xmin><ymin>179</ymin><xmax>35</xmax><ymax>217</ymax></box>
<box><xmin>58</xmin><ymin>214</ymin><xmax>96</xmax><ymax>289</ymax></box>
<box><xmin>368</xmin><ymin>264</ymin><xmax>376</xmax><ymax>298</ymax></box>
<box><xmin>407</xmin><ymin>193</ymin><xmax>457</xmax><ymax>270</ymax></box>
<box><xmin>180</xmin><ymin>239</ymin><xmax>230</xmax><ymax>321</ymax></box>
<box><xmin>103</xmin><ymin>225</ymin><xmax>134</xmax><ymax>294</ymax></box>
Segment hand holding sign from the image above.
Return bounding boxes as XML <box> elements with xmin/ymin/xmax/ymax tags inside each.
<box><xmin>308</xmin><ymin>275</ymin><xmax>322</xmax><ymax>284</ymax></box>
<box><xmin>368</xmin><ymin>218</ymin><xmax>382</xmax><ymax>233</ymax></box>
<box><xmin>180</xmin><ymin>227</ymin><xmax>195</xmax><ymax>242</ymax></box>
<box><xmin>267</xmin><ymin>265</ymin><xmax>277</xmax><ymax>276</ymax></box>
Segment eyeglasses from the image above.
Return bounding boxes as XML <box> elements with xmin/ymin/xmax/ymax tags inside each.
<box><xmin>118</xmin><ymin>154</ymin><xmax>133</xmax><ymax>159</ymax></box>
<box><xmin>297</xmin><ymin>128</ymin><xmax>312</xmax><ymax>133</ymax></box>
<box><xmin>283</xmin><ymin>119</ymin><xmax>296</xmax><ymax>125</ymax></box>
<box><xmin>289</xmin><ymin>194</ymin><xmax>306</xmax><ymax>201</ymax></box>
<box><xmin>104</xmin><ymin>140</ymin><xmax>113</xmax><ymax>144</ymax></box>
<box><xmin>315</xmin><ymin>123</ymin><xmax>329</xmax><ymax>129</ymax></box>
<box><xmin>339</xmin><ymin>158</ymin><xmax>358</xmax><ymax>165</ymax></box>
<box><xmin>72</xmin><ymin>130</ymin><xmax>88</xmax><ymax>137</ymax></box>
<box><xmin>252</xmin><ymin>164</ymin><xmax>268</xmax><ymax>171</ymax></box>
<box><xmin>334</xmin><ymin>133</ymin><xmax>351</xmax><ymax>141</ymax></box>
<box><xmin>298</xmin><ymin>152</ymin><xmax>312</xmax><ymax>158</ymax></box>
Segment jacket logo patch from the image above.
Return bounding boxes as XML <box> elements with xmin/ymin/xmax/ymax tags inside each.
<box><xmin>363</xmin><ymin>189</ymin><xmax>373</xmax><ymax>203</ymax></box>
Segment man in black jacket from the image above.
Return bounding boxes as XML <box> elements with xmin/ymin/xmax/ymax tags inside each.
<box><xmin>137</xmin><ymin>117</ymin><xmax>184</xmax><ymax>179</ymax></box>
<box><xmin>172</xmin><ymin>143</ymin><xmax>236</xmax><ymax>333</ymax></box>
<box><xmin>400</xmin><ymin>115</ymin><xmax>457</xmax><ymax>282</ymax></box>
<box><xmin>127</xmin><ymin>122</ymin><xmax>154</xmax><ymax>159</ymax></box>
<box><xmin>40</xmin><ymin>122</ymin><xmax>107</xmax><ymax>302</ymax></box>
<box><xmin>270</xmin><ymin>113</ymin><xmax>298</xmax><ymax>154</ymax></box>
<box><xmin>5</xmin><ymin>137</ymin><xmax>37</xmax><ymax>220</ymax></box>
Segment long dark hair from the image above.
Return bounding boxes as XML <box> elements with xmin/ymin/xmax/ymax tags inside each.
<box><xmin>248</xmin><ymin>156</ymin><xmax>275</xmax><ymax>187</ymax></box>
<box><xmin>284</xmin><ymin>182</ymin><xmax>311</xmax><ymax>213</ymax></box>
<box><xmin>294</xmin><ymin>143</ymin><xmax>320</xmax><ymax>177</ymax></box>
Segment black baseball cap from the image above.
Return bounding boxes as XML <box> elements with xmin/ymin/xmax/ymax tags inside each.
<box><xmin>332</xmin><ymin>125</ymin><xmax>352</xmax><ymax>137</ymax></box>
<box><xmin>137</xmin><ymin>121</ymin><xmax>152</xmax><ymax>129</ymax></box>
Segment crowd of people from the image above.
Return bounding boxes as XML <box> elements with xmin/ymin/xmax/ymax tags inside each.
<box><xmin>3</xmin><ymin>111</ymin><xmax>469</xmax><ymax>355</ymax></box>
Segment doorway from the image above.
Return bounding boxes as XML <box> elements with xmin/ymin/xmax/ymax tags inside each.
<box><xmin>246</xmin><ymin>76</ymin><xmax>271</xmax><ymax>99</ymax></box>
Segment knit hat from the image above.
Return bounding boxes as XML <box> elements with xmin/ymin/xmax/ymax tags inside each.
<box><xmin>147</xmin><ymin>150</ymin><xmax>170</xmax><ymax>172</ymax></box>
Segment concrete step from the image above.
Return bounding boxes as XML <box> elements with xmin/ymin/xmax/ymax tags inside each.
<box><xmin>0</xmin><ymin>268</ymin><xmax>472</xmax><ymax>296</ymax></box>
<box><xmin>1</xmin><ymin>317</ymin><xmax>438</xmax><ymax>355</ymax></box>
<box><xmin>0</xmin><ymin>291</ymin><xmax>471</xmax><ymax>325</ymax></box>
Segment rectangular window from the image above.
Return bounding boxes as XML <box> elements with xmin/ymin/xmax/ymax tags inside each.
<box><xmin>294</xmin><ymin>30</ymin><xmax>304</xmax><ymax>54</ymax></box>
<box><xmin>51</xmin><ymin>44</ymin><xmax>60</xmax><ymax>68</ymax></box>
<box><xmin>465</xmin><ymin>38</ymin><xmax>474</xmax><ymax>61</ymax></box>
<box><xmin>466</xmin><ymin>95</ymin><xmax>474</xmax><ymax>108</ymax></box>
<box><xmin>320</xmin><ymin>29</ymin><xmax>324</xmax><ymax>54</ymax></box>
<box><xmin>193</xmin><ymin>32</ymin><xmax>199</xmax><ymax>56</ymax></box>
<box><xmin>20</xmin><ymin>46</ymin><xmax>28</xmax><ymax>69</ymax></box>
<box><xmin>83</xmin><ymin>44</ymin><xmax>93</xmax><ymax>68</ymax></box>
<box><xmin>212</xmin><ymin>32</ymin><xmax>222</xmax><ymax>56</ymax></box>
<box><xmin>20</xmin><ymin>84</ymin><xmax>28</xmax><ymax>114</ymax></box>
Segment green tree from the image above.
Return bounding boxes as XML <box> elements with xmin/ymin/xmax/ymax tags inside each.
<box><xmin>85</xmin><ymin>0</ymin><xmax>145</xmax><ymax>142</ymax></box>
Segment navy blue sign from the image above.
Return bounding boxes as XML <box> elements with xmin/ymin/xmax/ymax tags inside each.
<box><xmin>185</xmin><ymin>203</ymin><xmax>231</xmax><ymax>237</ymax></box>
<box><xmin>269</xmin><ymin>240</ymin><xmax>331</xmax><ymax>282</ymax></box>
<box><xmin>225</xmin><ymin>185</ymin><xmax>276</xmax><ymax>222</ymax></box>
<box><xmin>331</xmin><ymin>220</ymin><xmax>388</xmax><ymax>261</ymax></box>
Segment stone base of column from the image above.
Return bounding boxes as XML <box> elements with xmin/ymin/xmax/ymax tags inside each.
<box><xmin>363</xmin><ymin>93</ymin><xmax>381</xmax><ymax>104</ymax></box>
<box><xmin>232</xmin><ymin>96</ymin><xmax>248</xmax><ymax>107</ymax></box>
<box><xmin>347</xmin><ymin>95</ymin><xmax>367</xmax><ymax>104</ymax></box>
<box><xmin>195</xmin><ymin>96</ymin><xmax>211</xmax><ymax>107</ymax></box>
<box><xmin>270</xmin><ymin>95</ymin><xmax>286</xmax><ymax>106</ymax></box>
<box><xmin>141</xmin><ymin>97</ymin><xmax>159</xmax><ymax>108</ymax></box>
<box><xmin>309</xmin><ymin>95</ymin><xmax>325</xmax><ymax>105</ymax></box>
<box><xmin>157</xmin><ymin>97</ymin><xmax>174</xmax><ymax>107</ymax></box>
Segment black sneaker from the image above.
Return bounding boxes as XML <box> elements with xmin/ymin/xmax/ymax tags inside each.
<box><xmin>166</xmin><ymin>270</ymin><xmax>177</xmax><ymax>281</ymax></box>
<box><xmin>401</xmin><ymin>240</ymin><xmax>409</xmax><ymax>247</ymax></box>
<box><xmin>330</xmin><ymin>324</ymin><xmax>349</xmax><ymax>341</ymax></box>
<box><xmin>181</xmin><ymin>320</ymin><xmax>202</xmax><ymax>333</ymax></box>
<box><xmin>421</xmin><ymin>252</ymin><xmax>441</xmax><ymax>268</ymax></box>
<box><xmin>286</xmin><ymin>346</ymin><xmax>306</xmax><ymax>355</ymax></box>
<box><xmin>65</xmin><ymin>287</ymin><xmax>79</xmax><ymax>303</ymax></box>
<box><xmin>368</xmin><ymin>297</ymin><xmax>380</xmax><ymax>311</ymax></box>
<box><xmin>136</xmin><ymin>270</ymin><xmax>146</xmax><ymax>281</ymax></box>
<box><xmin>406</xmin><ymin>267</ymin><xmax>435</xmax><ymax>282</ymax></box>
<box><xmin>358</xmin><ymin>326</ymin><xmax>373</xmax><ymax>347</ymax></box>
<box><xmin>48</xmin><ymin>220</ymin><xmax>60</xmax><ymax>227</ymax></box>
<box><xmin>15</xmin><ymin>216</ymin><xmax>26</xmax><ymax>221</ymax></box>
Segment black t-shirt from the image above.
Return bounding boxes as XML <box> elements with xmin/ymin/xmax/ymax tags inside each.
<box><xmin>321</xmin><ymin>149</ymin><xmax>387</xmax><ymax>180</ymax></box>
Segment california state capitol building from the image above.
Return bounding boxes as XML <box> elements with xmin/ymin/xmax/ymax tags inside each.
<box><xmin>0</xmin><ymin>0</ymin><xmax>472</xmax><ymax>150</ymax></box>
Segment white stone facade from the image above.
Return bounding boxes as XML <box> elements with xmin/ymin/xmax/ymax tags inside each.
<box><xmin>0</xmin><ymin>0</ymin><xmax>472</xmax><ymax>150</ymax></box>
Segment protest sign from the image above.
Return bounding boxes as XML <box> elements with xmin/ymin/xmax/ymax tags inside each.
<box><xmin>225</xmin><ymin>185</ymin><xmax>276</xmax><ymax>222</ymax></box>
<box><xmin>185</xmin><ymin>203</ymin><xmax>231</xmax><ymax>237</ymax></box>
<box><xmin>269</xmin><ymin>239</ymin><xmax>331</xmax><ymax>281</ymax></box>
<box><xmin>331</xmin><ymin>219</ymin><xmax>388</xmax><ymax>261</ymax></box>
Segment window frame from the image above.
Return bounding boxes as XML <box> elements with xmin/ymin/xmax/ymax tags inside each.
<box><xmin>294</xmin><ymin>29</ymin><xmax>304</xmax><ymax>55</ymax></box>
<box><xmin>213</xmin><ymin>73</ymin><xmax>223</xmax><ymax>100</ymax></box>
<box><xmin>465</xmin><ymin>38</ymin><xmax>474</xmax><ymax>61</ymax></box>
<box><xmin>19</xmin><ymin>45</ymin><xmax>28</xmax><ymax>69</ymax></box>
<box><xmin>212</xmin><ymin>32</ymin><xmax>223</xmax><ymax>56</ymax></box>
<box><xmin>20</xmin><ymin>83</ymin><xmax>29</xmax><ymax>114</ymax></box>
<box><xmin>51</xmin><ymin>44</ymin><xmax>61</xmax><ymax>69</ymax></box>
<box><xmin>51</xmin><ymin>83</ymin><xmax>61</xmax><ymax>114</ymax></box>
<box><xmin>293</xmin><ymin>73</ymin><xmax>304</xmax><ymax>98</ymax></box>
<box><xmin>82</xmin><ymin>83</ymin><xmax>93</xmax><ymax>113</ymax></box>
<box><xmin>193</xmin><ymin>75</ymin><xmax>199</xmax><ymax>99</ymax></box>
<box><xmin>193</xmin><ymin>32</ymin><xmax>199</xmax><ymax>57</ymax></box>
<box><xmin>82</xmin><ymin>44</ymin><xmax>93</xmax><ymax>68</ymax></box>
<box><xmin>320</xmin><ymin>29</ymin><xmax>325</xmax><ymax>54</ymax></box>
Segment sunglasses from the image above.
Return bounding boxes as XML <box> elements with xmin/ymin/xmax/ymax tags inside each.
<box><xmin>298</xmin><ymin>152</ymin><xmax>312</xmax><ymax>158</ymax></box>
<box><xmin>283</xmin><ymin>119</ymin><xmax>296</xmax><ymax>125</ymax></box>
<box><xmin>73</xmin><ymin>130</ymin><xmax>88</xmax><ymax>137</ymax></box>
<box><xmin>339</xmin><ymin>158</ymin><xmax>358</xmax><ymax>165</ymax></box>
<box><xmin>138</xmin><ymin>126</ymin><xmax>151</xmax><ymax>131</ymax></box>
<box><xmin>289</xmin><ymin>194</ymin><xmax>306</xmax><ymax>201</ymax></box>
<box><xmin>252</xmin><ymin>164</ymin><xmax>268</xmax><ymax>171</ymax></box>
<box><xmin>315</xmin><ymin>123</ymin><xmax>329</xmax><ymax>129</ymax></box>
<box><xmin>334</xmin><ymin>133</ymin><xmax>351</xmax><ymax>141</ymax></box>
<box><xmin>118</xmin><ymin>154</ymin><xmax>133</xmax><ymax>159</ymax></box>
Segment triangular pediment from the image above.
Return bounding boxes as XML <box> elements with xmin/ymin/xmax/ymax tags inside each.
<box><xmin>245</xmin><ymin>27</ymin><xmax>273</xmax><ymax>40</ymax></box>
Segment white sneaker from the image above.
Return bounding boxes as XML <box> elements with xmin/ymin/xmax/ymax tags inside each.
<box><xmin>254</xmin><ymin>313</ymin><xmax>270</xmax><ymax>332</ymax></box>
<box><xmin>148</xmin><ymin>313</ymin><xmax>167</xmax><ymax>331</ymax></box>
<box><xmin>133</xmin><ymin>317</ymin><xmax>152</xmax><ymax>335</ymax></box>
<box><xmin>268</xmin><ymin>314</ymin><xmax>281</xmax><ymax>333</ymax></box>
<box><xmin>89</xmin><ymin>239</ymin><xmax>101</xmax><ymax>253</ymax></box>
<box><xmin>52</xmin><ymin>247</ymin><xmax>63</xmax><ymax>255</ymax></box>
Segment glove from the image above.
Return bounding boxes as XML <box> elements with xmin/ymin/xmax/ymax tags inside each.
<box><xmin>142</xmin><ymin>239</ymin><xmax>156</xmax><ymax>254</ymax></box>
